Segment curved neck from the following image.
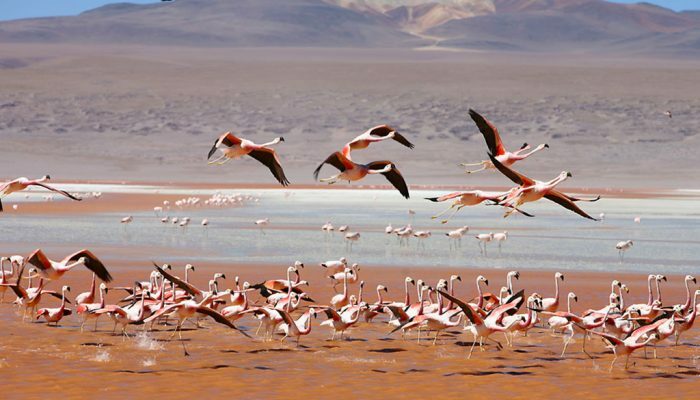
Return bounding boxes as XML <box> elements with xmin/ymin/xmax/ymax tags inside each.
<box><xmin>684</xmin><ymin>280</ymin><xmax>692</xmax><ymax>310</ymax></box>
<box><xmin>617</xmin><ymin>287</ymin><xmax>625</xmax><ymax>310</ymax></box>
<box><xmin>476</xmin><ymin>280</ymin><xmax>484</xmax><ymax>309</ymax></box>
<box><xmin>507</xmin><ymin>275</ymin><xmax>513</xmax><ymax>294</ymax></box>
<box><xmin>553</xmin><ymin>276</ymin><xmax>560</xmax><ymax>301</ymax></box>
<box><xmin>567</xmin><ymin>296</ymin><xmax>572</xmax><ymax>313</ymax></box>
<box><xmin>404</xmin><ymin>281</ymin><xmax>410</xmax><ymax>305</ymax></box>
<box><xmin>377</xmin><ymin>288</ymin><xmax>384</xmax><ymax>304</ymax></box>
<box><xmin>358</xmin><ymin>285</ymin><xmax>363</xmax><ymax>303</ymax></box>
<box><xmin>647</xmin><ymin>275</ymin><xmax>654</xmax><ymax>305</ymax></box>
<box><xmin>655</xmin><ymin>279</ymin><xmax>662</xmax><ymax>303</ymax></box>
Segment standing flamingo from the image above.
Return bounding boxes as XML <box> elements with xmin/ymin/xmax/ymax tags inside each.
<box><xmin>616</xmin><ymin>240</ymin><xmax>633</xmax><ymax>263</ymax></box>
<box><xmin>36</xmin><ymin>285</ymin><xmax>72</xmax><ymax>325</ymax></box>
<box><xmin>541</xmin><ymin>272</ymin><xmax>564</xmax><ymax>312</ymax></box>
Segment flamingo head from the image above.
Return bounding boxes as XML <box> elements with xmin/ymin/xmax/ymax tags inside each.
<box><xmin>340</xmin><ymin>257</ymin><xmax>347</xmax><ymax>264</ymax></box>
<box><xmin>405</xmin><ymin>277</ymin><xmax>415</xmax><ymax>285</ymax></box>
<box><xmin>656</xmin><ymin>275</ymin><xmax>667</xmax><ymax>282</ymax></box>
<box><xmin>687</xmin><ymin>275</ymin><xmax>696</xmax><ymax>284</ymax></box>
<box><xmin>185</xmin><ymin>264</ymin><xmax>195</xmax><ymax>271</ymax></box>
<box><xmin>451</xmin><ymin>275</ymin><xmax>462</xmax><ymax>282</ymax></box>
<box><xmin>509</xmin><ymin>271</ymin><xmax>520</xmax><ymax>280</ymax></box>
<box><xmin>243</xmin><ymin>281</ymin><xmax>250</xmax><ymax>289</ymax></box>
<box><xmin>621</xmin><ymin>284</ymin><xmax>629</xmax><ymax>293</ymax></box>
<box><xmin>294</xmin><ymin>261</ymin><xmax>304</xmax><ymax>269</ymax></box>
<box><xmin>556</xmin><ymin>272</ymin><xmax>564</xmax><ymax>281</ymax></box>
<box><xmin>477</xmin><ymin>275</ymin><xmax>489</xmax><ymax>286</ymax></box>
<box><xmin>62</xmin><ymin>285</ymin><xmax>71</xmax><ymax>293</ymax></box>
<box><xmin>568</xmin><ymin>292</ymin><xmax>578</xmax><ymax>302</ymax></box>
<box><xmin>378</xmin><ymin>285</ymin><xmax>388</xmax><ymax>293</ymax></box>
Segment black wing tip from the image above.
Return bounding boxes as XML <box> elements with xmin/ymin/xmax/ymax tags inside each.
<box><xmin>424</xmin><ymin>197</ymin><xmax>439</xmax><ymax>202</ymax></box>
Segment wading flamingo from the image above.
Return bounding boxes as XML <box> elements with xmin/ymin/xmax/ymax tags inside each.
<box><xmin>36</xmin><ymin>285</ymin><xmax>71</xmax><ymax>325</ymax></box>
<box><xmin>616</xmin><ymin>240</ymin><xmax>633</xmax><ymax>262</ymax></box>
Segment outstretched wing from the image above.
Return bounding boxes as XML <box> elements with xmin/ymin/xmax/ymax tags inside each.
<box><xmin>367</xmin><ymin>161</ymin><xmax>410</xmax><ymax>199</ymax></box>
<box><xmin>488</xmin><ymin>153</ymin><xmax>534</xmax><ymax>187</ymax></box>
<box><xmin>208</xmin><ymin>132</ymin><xmax>241</xmax><ymax>159</ymax></box>
<box><xmin>247</xmin><ymin>147</ymin><xmax>290</xmax><ymax>187</ymax></box>
<box><xmin>63</xmin><ymin>249</ymin><xmax>113</xmax><ymax>282</ymax></box>
<box><xmin>313</xmin><ymin>152</ymin><xmax>350</xmax><ymax>181</ymax></box>
<box><xmin>26</xmin><ymin>249</ymin><xmax>52</xmax><ymax>273</ymax></box>
<box><xmin>367</xmin><ymin>125</ymin><xmax>415</xmax><ymax>149</ymax></box>
<box><xmin>438</xmin><ymin>289</ymin><xmax>483</xmax><ymax>325</ymax></box>
<box><xmin>30</xmin><ymin>182</ymin><xmax>82</xmax><ymax>201</ymax></box>
<box><xmin>469</xmin><ymin>109</ymin><xmax>505</xmax><ymax>156</ymax></box>
<box><xmin>544</xmin><ymin>192</ymin><xmax>599</xmax><ymax>221</ymax></box>
<box><xmin>196</xmin><ymin>306</ymin><xmax>251</xmax><ymax>338</ymax></box>
<box><xmin>153</xmin><ymin>263</ymin><xmax>201</xmax><ymax>297</ymax></box>
<box><xmin>550</xmin><ymin>189</ymin><xmax>601</xmax><ymax>203</ymax></box>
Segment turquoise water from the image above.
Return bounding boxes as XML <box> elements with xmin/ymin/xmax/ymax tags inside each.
<box><xmin>1</xmin><ymin>187</ymin><xmax>699</xmax><ymax>274</ymax></box>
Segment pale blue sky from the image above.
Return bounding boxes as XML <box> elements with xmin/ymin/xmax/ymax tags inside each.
<box><xmin>0</xmin><ymin>0</ymin><xmax>697</xmax><ymax>21</ymax></box>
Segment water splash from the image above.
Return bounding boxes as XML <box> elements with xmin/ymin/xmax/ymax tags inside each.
<box><xmin>135</xmin><ymin>332</ymin><xmax>164</xmax><ymax>351</ymax></box>
<box><xmin>91</xmin><ymin>350</ymin><xmax>111</xmax><ymax>363</ymax></box>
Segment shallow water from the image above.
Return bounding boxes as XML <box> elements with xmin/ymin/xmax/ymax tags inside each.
<box><xmin>1</xmin><ymin>187</ymin><xmax>699</xmax><ymax>274</ymax></box>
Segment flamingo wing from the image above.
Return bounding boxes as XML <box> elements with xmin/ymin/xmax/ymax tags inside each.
<box><xmin>469</xmin><ymin>109</ymin><xmax>506</xmax><ymax>156</ymax></box>
<box><xmin>208</xmin><ymin>132</ymin><xmax>242</xmax><ymax>159</ymax></box>
<box><xmin>26</xmin><ymin>249</ymin><xmax>53</xmax><ymax>273</ymax></box>
<box><xmin>550</xmin><ymin>189</ymin><xmax>601</xmax><ymax>203</ymax></box>
<box><xmin>313</xmin><ymin>152</ymin><xmax>350</xmax><ymax>180</ymax></box>
<box><xmin>247</xmin><ymin>147</ymin><xmax>290</xmax><ymax>187</ymax></box>
<box><xmin>367</xmin><ymin>161</ymin><xmax>410</xmax><ymax>199</ymax></box>
<box><xmin>587</xmin><ymin>329</ymin><xmax>623</xmax><ymax>346</ymax></box>
<box><xmin>488</xmin><ymin>153</ymin><xmax>534</xmax><ymax>187</ymax></box>
<box><xmin>196</xmin><ymin>306</ymin><xmax>251</xmax><ymax>338</ymax></box>
<box><xmin>425</xmin><ymin>191</ymin><xmax>468</xmax><ymax>202</ymax></box>
<box><xmin>438</xmin><ymin>289</ymin><xmax>483</xmax><ymax>325</ymax></box>
<box><xmin>42</xmin><ymin>290</ymin><xmax>72</xmax><ymax>303</ymax></box>
<box><xmin>276</xmin><ymin>309</ymin><xmax>296</xmax><ymax>327</ymax></box>
<box><xmin>154</xmin><ymin>263</ymin><xmax>201</xmax><ymax>297</ymax></box>
<box><xmin>322</xmin><ymin>307</ymin><xmax>342</xmax><ymax>321</ymax></box>
<box><xmin>30</xmin><ymin>182</ymin><xmax>82</xmax><ymax>201</ymax></box>
<box><xmin>544</xmin><ymin>192</ymin><xmax>599</xmax><ymax>221</ymax></box>
<box><xmin>488</xmin><ymin>289</ymin><xmax>525</xmax><ymax>321</ymax></box>
<box><xmin>366</xmin><ymin>125</ymin><xmax>415</xmax><ymax>149</ymax></box>
<box><xmin>63</xmin><ymin>249</ymin><xmax>113</xmax><ymax>282</ymax></box>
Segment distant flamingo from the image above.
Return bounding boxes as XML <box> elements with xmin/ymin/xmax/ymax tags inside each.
<box><xmin>493</xmin><ymin>231</ymin><xmax>508</xmax><ymax>254</ymax></box>
<box><xmin>446</xmin><ymin>226</ymin><xmax>469</xmax><ymax>249</ymax></box>
<box><xmin>616</xmin><ymin>240</ymin><xmax>633</xmax><ymax>262</ymax></box>
<box><xmin>475</xmin><ymin>233</ymin><xmax>494</xmax><ymax>255</ymax></box>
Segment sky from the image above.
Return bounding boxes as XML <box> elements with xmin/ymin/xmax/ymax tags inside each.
<box><xmin>0</xmin><ymin>0</ymin><xmax>698</xmax><ymax>21</ymax></box>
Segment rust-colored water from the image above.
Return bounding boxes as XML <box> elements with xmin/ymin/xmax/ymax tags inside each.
<box><xmin>2</xmin><ymin>262</ymin><xmax>699</xmax><ymax>399</ymax></box>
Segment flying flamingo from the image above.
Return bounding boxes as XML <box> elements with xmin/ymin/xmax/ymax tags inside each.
<box><xmin>460</xmin><ymin>109</ymin><xmax>549</xmax><ymax>173</ymax></box>
<box><xmin>489</xmin><ymin>153</ymin><xmax>600</xmax><ymax>219</ymax></box>
<box><xmin>426</xmin><ymin>190</ymin><xmax>515</xmax><ymax>223</ymax></box>
<box><xmin>313</xmin><ymin>151</ymin><xmax>410</xmax><ymax>199</ymax></box>
<box><xmin>25</xmin><ymin>249</ymin><xmax>113</xmax><ymax>282</ymax></box>
<box><xmin>341</xmin><ymin>125</ymin><xmax>414</xmax><ymax>160</ymax></box>
<box><xmin>0</xmin><ymin>175</ymin><xmax>81</xmax><ymax>211</ymax></box>
<box><xmin>36</xmin><ymin>285</ymin><xmax>72</xmax><ymax>325</ymax></box>
<box><xmin>207</xmin><ymin>132</ymin><xmax>289</xmax><ymax>186</ymax></box>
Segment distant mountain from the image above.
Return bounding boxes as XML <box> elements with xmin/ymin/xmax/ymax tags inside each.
<box><xmin>0</xmin><ymin>0</ymin><xmax>698</xmax><ymax>54</ymax></box>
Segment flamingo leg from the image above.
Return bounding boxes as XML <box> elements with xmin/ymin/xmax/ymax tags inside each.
<box><xmin>609</xmin><ymin>355</ymin><xmax>618</xmax><ymax>371</ymax></box>
<box><xmin>582</xmin><ymin>333</ymin><xmax>592</xmax><ymax>359</ymax></box>
<box><xmin>561</xmin><ymin>335</ymin><xmax>572</xmax><ymax>358</ymax></box>
<box><xmin>468</xmin><ymin>336</ymin><xmax>477</xmax><ymax>359</ymax></box>
<box><xmin>441</xmin><ymin>205</ymin><xmax>465</xmax><ymax>224</ymax></box>
<box><xmin>431</xmin><ymin>204</ymin><xmax>455</xmax><ymax>220</ymax></box>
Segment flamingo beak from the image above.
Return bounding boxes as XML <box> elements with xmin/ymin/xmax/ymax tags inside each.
<box><xmin>574</xmin><ymin>296</ymin><xmax>578</xmax><ymax>302</ymax></box>
<box><xmin>221</xmin><ymin>274</ymin><xmax>226</xmax><ymax>280</ymax></box>
<box><xmin>566</xmin><ymin>172</ymin><xmax>572</xmax><ymax>178</ymax></box>
<box><xmin>484</xmin><ymin>279</ymin><xmax>489</xmax><ymax>286</ymax></box>
<box><xmin>207</xmin><ymin>140</ymin><xmax>218</xmax><ymax>160</ymax></box>
<box><xmin>457</xmin><ymin>276</ymin><xmax>462</xmax><ymax>281</ymax></box>
<box><xmin>693</xmin><ymin>278</ymin><xmax>697</xmax><ymax>284</ymax></box>
<box><xmin>544</xmin><ymin>144</ymin><xmax>550</xmax><ymax>148</ymax></box>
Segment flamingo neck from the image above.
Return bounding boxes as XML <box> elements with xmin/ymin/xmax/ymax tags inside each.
<box><xmin>655</xmin><ymin>279</ymin><xmax>662</xmax><ymax>304</ymax></box>
<box><xmin>404</xmin><ymin>281</ymin><xmax>410</xmax><ymax>305</ymax></box>
<box><xmin>476</xmin><ymin>281</ymin><xmax>484</xmax><ymax>309</ymax></box>
<box><xmin>553</xmin><ymin>277</ymin><xmax>560</xmax><ymax>304</ymax></box>
<box><xmin>0</xmin><ymin>259</ymin><xmax>5</xmax><ymax>282</ymax></box>
<box><xmin>647</xmin><ymin>275</ymin><xmax>654</xmax><ymax>305</ymax></box>
<box><xmin>377</xmin><ymin>288</ymin><xmax>384</xmax><ymax>304</ymax></box>
<box><xmin>617</xmin><ymin>287</ymin><xmax>625</xmax><ymax>310</ymax></box>
<box><xmin>684</xmin><ymin>280</ymin><xmax>692</xmax><ymax>311</ymax></box>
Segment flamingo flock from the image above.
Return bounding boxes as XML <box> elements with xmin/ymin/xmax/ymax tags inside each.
<box><xmin>1</xmin><ymin>250</ymin><xmax>697</xmax><ymax>371</ymax></box>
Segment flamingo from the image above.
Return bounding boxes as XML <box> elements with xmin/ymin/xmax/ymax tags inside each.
<box><xmin>548</xmin><ymin>292</ymin><xmax>577</xmax><ymax>332</ymax></box>
<box><xmin>344</xmin><ymin>232</ymin><xmax>360</xmax><ymax>251</ymax></box>
<box><xmin>221</xmin><ymin>282</ymin><xmax>252</xmax><ymax>322</ymax></box>
<box><xmin>502</xmin><ymin>294</ymin><xmax>542</xmax><ymax>346</ymax></box>
<box><xmin>674</xmin><ymin>289</ymin><xmax>700</xmax><ymax>345</ymax></box>
<box><xmin>277</xmin><ymin>307</ymin><xmax>317</xmax><ymax>346</ymax></box>
<box><xmin>616</xmin><ymin>240</ymin><xmax>633</xmax><ymax>262</ymax></box>
<box><xmin>320</xmin><ymin>304</ymin><xmax>366</xmax><ymax>340</ymax></box>
<box><xmin>588</xmin><ymin>329</ymin><xmax>659</xmax><ymax>371</ymax></box>
<box><xmin>413</xmin><ymin>231</ymin><xmax>431</xmax><ymax>249</ymax></box>
<box><xmin>255</xmin><ymin>218</ymin><xmax>269</xmax><ymax>234</ymax></box>
<box><xmin>460</xmin><ymin>109</ymin><xmax>549</xmax><ymax>173</ymax></box>
<box><xmin>488</xmin><ymin>153</ymin><xmax>600</xmax><ymax>219</ymax></box>
<box><xmin>475</xmin><ymin>233</ymin><xmax>494</xmax><ymax>255</ymax></box>
<box><xmin>0</xmin><ymin>257</ymin><xmax>15</xmax><ymax>302</ymax></box>
<box><xmin>541</xmin><ymin>272</ymin><xmax>564</xmax><ymax>312</ymax></box>
<box><xmin>313</xmin><ymin>151</ymin><xmax>410</xmax><ymax>199</ymax></box>
<box><xmin>36</xmin><ymin>285</ymin><xmax>72</xmax><ymax>325</ymax></box>
<box><xmin>75</xmin><ymin>273</ymin><xmax>97</xmax><ymax>305</ymax></box>
<box><xmin>144</xmin><ymin>294</ymin><xmax>250</xmax><ymax>356</ymax></box>
<box><xmin>0</xmin><ymin>175</ymin><xmax>81</xmax><ymax>211</ymax></box>
<box><xmin>679</xmin><ymin>275</ymin><xmax>697</xmax><ymax>312</ymax></box>
<box><xmin>426</xmin><ymin>190</ymin><xmax>513</xmax><ymax>223</ymax></box>
<box><xmin>206</xmin><ymin>132</ymin><xmax>289</xmax><ymax>186</ymax></box>
<box><xmin>76</xmin><ymin>283</ymin><xmax>108</xmax><ymax>332</ymax></box>
<box><xmin>330</xmin><ymin>268</ymin><xmax>352</xmax><ymax>309</ymax></box>
<box><xmin>439</xmin><ymin>288</ymin><xmax>525</xmax><ymax>358</ymax></box>
<box><xmin>364</xmin><ymin>284</ymin><xmax>389</xmax><ymax>322</ymax></box>
<box><xmin>341</xmin><ymin>125</ymin><xmax>414</xmax><ymax>160</ymax></box>
<box><xmin>25</xmin><ymin>249</ymin><xmax>113</xmax><ymax>282</ymax></box>
<box><xmin>330</xmin><ymin>263</ymin><xmax>359</xmax><ymax>291</ymax></box>
<box><xmin>92</xmin><ymin>288</ymin><xmax>149</xmax><ymax>337</ymax></box>
<box><xmin>446</xmin><ymin>226</ymin><xmax>469</xmax><ymax>249</ymax></box>
<box><xmin>320</xmin><ymin>257</ymin><xmax>347</xmax><ymax>275</ymax></box>
<box><xmin>493</xmin><ymin>231</ymin><xmax>508</xmax><ymax>254</ymax></box>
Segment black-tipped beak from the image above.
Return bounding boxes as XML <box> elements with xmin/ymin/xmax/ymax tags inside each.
<box><xmin>574</xmin><ymin>296</ymin><xmax>578</xmax><ymax>302</ymax></box>
<box><xmin>693</xmin><ymin>278</ymin><xmax>697</xmax><ymax>284</ymax></box>
<box><xmin>566</xmin><ymin>172</ymin><xmax>572</xmax><ymax>178</ymax></box>
<box><xmin>544</xmin><ymin>144</ymin><xmax>550</xmax><ymax>148</ymax></box>
<box><xmin>457</xmin><ymin>276</ymin><xmax>462</xmax><ymax>281</ymax></box>
<box><xmin>221</xmin><ymin>274</ymin><xmax>226</xmax><ymax>280</ymax></box>
<box><xmin>484</xmin><ymin>279</ymin><xmax>489</xmax><ymax>286</ymax></box>
<box><xmin>384</xmin><ymin>287</ymin><xmax>388</xmax><ymax>292</ymax></box>
<box><xmin>279</xmin><ymin>137</ymin><xmax>285</xmax><ymax>142</ymax></box>
<box><xmin>520</xmin><ymin>143</ymin><xmax>528</xmax><ymax>150</ymax></box>
<box><xmin>207</xmin><ymin>140</ymin><xmax>218</xmax><ymax>160</ymax></box>
<box><xmin>46</xmin><ymin>174</ymin><xmax>52</xmax><ymax>180</ymax></box>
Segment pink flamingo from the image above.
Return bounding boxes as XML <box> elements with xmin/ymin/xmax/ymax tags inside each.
<box><xmin>36</xmin><ymin>285</ymin><xmax>72</xmax><ymax>325</ymax></box>
<box><xmin>76</xmin><ymin>282</ymin><xmax>108</xmax><ymax>332</ymax></box>
<box><xmin>341</xmin><ymin>125</ymin><xmax>414</xmax><ymax>159</ymax></box>
<box><xmin>207</xmin><ymin>132</ymin><xmax>289</xmax><ymax>186</ymax></box>
<box><xmin>277</xmin><ymin>307</ymin><xmax>317</xmax><ymax>346</ymax></box>
<box><xmin>674</xmin><ymin>289</ymin><xmax>700</xmax><ymax>345</ymax></box>
<box><xmin>588</xmin><ymin>329</ymin><xmax>659</xmax><ymax>371</ymax></box>
<box><xmin>313</xmin><ymin>151</ymin><xmax>410</xmax><ymax>199</ymax></box>
<box><xmin>541</xmin><ymin>272</ymin><xmax>564</xmax><ymax>312</ymax></box>
<box><xmin>25</xmin><ymin>249</ymin><xmax>113</xmax><ymax>282</ymax></box>
<box><xmin>426</xmin><ymin>190</ymin><xmax>513</xmax><ymax>223</ymax></box>
<box><xmin>461</xmin><ymin>109</ymin><xmax>549</xmax><ymax>173</ymax></box>
<box><xmin>0</xmin><ymin>175</ymin><xmax>81</xmax><ymax>211</ymax></box>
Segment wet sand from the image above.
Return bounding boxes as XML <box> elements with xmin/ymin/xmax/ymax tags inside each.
<box><xmin>2</xmin><ymin>261</ymin><xmax>699</xmax><ymax>399</ymax></box>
